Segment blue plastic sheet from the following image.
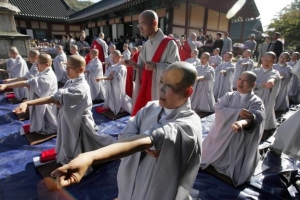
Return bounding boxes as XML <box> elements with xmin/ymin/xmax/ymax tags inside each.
<box><xmin>0</xmin><ymin>92</ymin><xmax>299</xmax><ymax>200</ymax></box>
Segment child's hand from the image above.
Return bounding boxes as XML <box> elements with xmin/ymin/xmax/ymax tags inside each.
<box><xmin>13</xmin><ymin>102</ymin><xmax>28</xmax><ymax>114</ymax></box>
<box><xmin>0</xmin><ymin>84</ymin><xmax>7</xmax><ymax>91</ymax></box>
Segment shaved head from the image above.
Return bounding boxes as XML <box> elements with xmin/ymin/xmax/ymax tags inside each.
<box><xmin>91</xmin><ymin>49</ymin><xmax>99</xmax><ymax>56</ymax></box>
<box><xmin>29</xmin><ymin>50</ymin><xmax>40</xmax><ymax>57</ymax></box>
<box><xmin>9</xmin><ymin>46</ymin><xmax>19</xmax><ymax>54</ymax></box>
<box><xmin>190</xmin><ymin>32</ymin><xmax>197</xmax><ymax>40</ymax></box>
<box><xmin>55</xmin><ymin>45</ymin><xmax>63</xmax><ymax>52</ymax></box>
<box><xmin>201</xmin><ymin>52</ymin><xmax>210</xmax><ymax>59</ymax></box>
<box><xmin>241</xmin><ymin>71</ymin><xmax>257</xmax><ymax>84</ymax></box>
<box><xmin>39</xmin><ymin>54</ymin><xmax>53</xmax><ymax>66</ymax></box>
<box><xmin>264</xmin><ymin>51</ymin><xmax>276</xmax><ymax>60</ymax></box>
<box><xmin>140</xmin><ymin>10</ymin><xmax>158</xmax><ymax>23</ymax></box>
<box><xmin>68</xmin><ymin>55</ymin><xmax>86</xmax><ymax>69</ymax></box>
<box><xmin>280</xmin><ymin>52</ymin><xmax>290</xmax><ymax>59</ymax></box>
<box><xmin>99</xmin><ymin>33</ymin><xmax>104</xmax><ymax>39</ymax></box>
<box><xmin>166</xmin><ymin>61</ymin><xmax>197</xmax><ymax>90</ymax></box>
<box><xmin>70</xmin><ymin>45</ymin><xmax>78</xmax><ymax>51</ymax></box>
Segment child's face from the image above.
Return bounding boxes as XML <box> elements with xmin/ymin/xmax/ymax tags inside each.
<box><xmin>261</xmin><ymin>55</ymin><xmax>275</xmax><ymax>69</ymax></box>
<box><xmin>9</xmin><ymin>52</ymin><xmax>17</xmax><ymax>59</ymax></box>
<box><xmin>243</xmin><ymin>51</ymin><xmax>251</xmax><ymax>58</ymax></box>
<box><xmin>291</xmin><ymin>54</ymin><xmax>298</xmax><ymax>62</ymax></box>
<box><xmin>66</xmin><ymin>61</ymin><xmax>82</xmax><ymax>79</ymax></box>
<box><xmin>28</xmin><ymin>55</ymin><xmax>38</xmax><ymax>64</ymax></box>
<box><xmin>279</xmin><ymin>54</ymin><xmax>289</xmax><ymax>64</ymax></box>
<box><xmin>224</xmin><ymin>54</ymin><xmax>231</xmax><ymax>62</ymax></box>
<box><xmin>70</xmin><ymin>48</ymin><xmax>76</xmax><ymax>55</ymax></box>
<box><xmin>191</xmin><ymin>52</ymin><xmax>197</xmax><ymax>58</ymax></box>
<box><xmin>200</xmin><ymin>54</ymin><xmax>209</xmax><ymax>65</ymax></box>
<box><xmin>213</xmin><ymin>50</ymin><xmax>219</xmax><ymax>55</ymax></box>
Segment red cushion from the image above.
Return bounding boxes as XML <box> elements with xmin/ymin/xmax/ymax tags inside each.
<box><xmin>95</xmin><ymin>106</ymin><xmax>110</xmax><ymax>114</ymax></box>
<box><xmin>6</xmin><ymin>93</ymin><xmax>15</xmax><ymax>99</ymax></box>
<box><xmin>23</xmin><ymin>124</ymin><xmax>30</xmax><ymax>133</ymax></box>
<box><xmin>40</xmin><ymin>148</ymin><xmax>57</xmax><ymax>163</ymax></box>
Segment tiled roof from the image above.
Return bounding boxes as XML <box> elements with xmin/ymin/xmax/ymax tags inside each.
<box><xmin>9</xmin><ymin>0</ymin><xmax>75</xmax><ymax>20</ymax></box>
<box><xmin>230</xmin><ymin>19</ymin><xmax>263</xmax><ymax>41</ymax></box>
<box><xmin>68</xmin><ymin>0</ymin><xmax>145</xmax><ymax>23</ymax></box>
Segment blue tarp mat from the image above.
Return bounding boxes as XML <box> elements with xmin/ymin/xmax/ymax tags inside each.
<box><xmin>0</xmin><ymin>93</ymin><xmax>299</xmax><ymax>200</ymax></box>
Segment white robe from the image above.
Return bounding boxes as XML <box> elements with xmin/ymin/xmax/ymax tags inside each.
<box><xmin>201</xmin><ymin>91</ymin><xmax>265</xmax><ymax>186</ymax></box>
<box><xmin>185</xmin><ymin>57</ymin><xmax>200</xmax><ymax>66</ymax></box>
<box><xmin>6</xmin><ymin>55</ymin><xmax>28</xmax><ymax>100</ymax></box>
<box><xmin>103</xmin><ymin>62</ymin><xmax>132</xmax><ymax>114</ymax></box>
<box><xmin>209</xmin><ymin>55</ymin><xmax>222</xmax><ymax>67</ymax></box>
<box><xmin>53</xmin><ymin>52</ymin><xmax>67</xmax><ymax>82</ymax></box>
<box><xmin>253</xmin><ymin>67</ymin><xmax>281</xmax><ymax>130</ymax></box>
<box><xmin>52</xmin><ymin>74</ymin><xmax>115</xmax><ymax>164</ymax></box>
<box><xmin>272</xmin><ymin>108</ymin><xmax>300</xmax><ymax>160</ymax></box>
<box><xmin>122</xmin><ymin>49</ymin><xmax>131</xmax><ymax>60</ymax></box>
<box><xmin>190</xmin><ymin>64</ymin><xmax>215</xmax><ymax>112</ymax></box>
<box><xmin>213</xmin><ymin>62</ymin><xmax>235</xmax><ymax>100</ymax></box>
<box><xmin>288</xmin><ymin>61</ymin><xmax>300</xmax><ymax>102</ymax></box>
<box><xmin>232</xmin><ymin>58</ymin><xmax>254</xmax><ymax>89</ymax></box>
<box><xmin>134</xmin><ymin>29</ymin><xmax>180</xmax><ymax>104</ymax></box>
<box><xmin>117</xmin><ymin>100</ymin><xmax>202</xmax><ymax>200</ymax></box>
<box><xmin>27</xmin><ymin>67</ymin><xmax>57</xmax><ymax>134</ymax></box>
<box><xmin>24</xmin><ymin>63</ymin><xmax>39</xmax><ymax>80</ymax></box>
<box><xmin>95</xmin><ymin>38</ymin><xmax>108</xmax><ymax>58</ymax></box>
<box><xmin>273</xmin><ymin>63</ymin><xmax>292</xmax><ymax>111</ymax></box>
<box><xmin>85</xmin><ymin>58</ymin><xmax>105</xmax><ymax>100</ymax></box>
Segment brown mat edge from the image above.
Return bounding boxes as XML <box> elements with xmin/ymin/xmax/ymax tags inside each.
<box><xmin>24</xmin><ymin>132</ymin><xmax>57</xmax><ymax>145</ymax></box>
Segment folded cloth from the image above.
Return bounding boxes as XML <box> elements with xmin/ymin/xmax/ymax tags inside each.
<box><xmin>6</xmin><ymin>93</ymin><xmax>15</xmax><ymax>99</ymax></box>
<box><xmin>95</xmin><ymin>106</ymin><xmax>110</xmax><ymax>114</ymax></box>
<box><xmin>40</xmin><ymin>148</ymin><xmax>57</xmax><ymax>163</ymax></box>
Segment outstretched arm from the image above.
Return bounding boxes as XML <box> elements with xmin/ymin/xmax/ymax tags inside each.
<box><xmin>13</xmin><ymin>96</ymin><xmax>57</xmax><ymax>114</ymax></box>
<box><xmin>51</xmin><ymin>134</ymin><xmax>152</xmax><ymax>188</ymax></box>
<box><xmin>0</xmin><ymin>80</ymin><xmax>27</xmax><ymax>91</ymax></box>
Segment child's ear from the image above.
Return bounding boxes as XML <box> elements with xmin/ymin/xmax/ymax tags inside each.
<box><xmin>79</xmin><ymin>67</ymin><xmax>85</xmax><ymax>73</ymax></box>
<box><xmin>185</xmin><ymin>87</ymin><xmax>193</xmax><ymax>98</ymax></box>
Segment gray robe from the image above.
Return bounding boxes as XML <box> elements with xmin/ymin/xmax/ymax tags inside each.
<box><xmin>117</xmin><ymin>100</ymin><xmax>202</xmax><ymax>200</ymax></box>
<box><xmin>209</xmin><ymin>55</ymin><xmax>222</xmax><ymax>67</ymax></box>
<box><xmin>273</xmin><ymin>63</ymin><xmax>292</xmax><ymax>111</ymax></box>
<box><xmin>95</xmin><ymin>38</ymin><xmax>108</xmax><ymax>59</ymax></box>
<box><xmin>233</xmin><ymin>58</ymin><xmax>254</xmax><ymax>89</ymax></box>
<box><xmin>221</xmin><ymin>37</ymin><xmax>232</xmax><ymax>54</ymax></box>
<box><xmin>185</xmin><ymin>57</ymin><xmax>200</xmax><ymax>66</ymax></box>
<box><xmin>76</xmin><ymin>40</ymin><xmax>90</xmax><ymax>57</ymax></box>
<box><xmin>190</xmin><ymin>64</ymin><xmax>215</xmax><ymax>112</ymax></box>
<box><xmin>122</xmin><ymin>49</ymin><xmax>131</xmax><ymax>60</ymax></box>
<box><xmin>201</xmin><ymin>91</ymin><xmax>265</xmax><ymax>186</ymax></box>
<box><xmin>134</xmin><ymin>29</ymin><xmax>180</xmax><ymax>104</ymax></box>
<box><xmin>53</xmin><ymin>52</ymin><xmax>67</xmax><ymax>82</ymax></box>
<box><xmin>85</xmin><ymin>58</ymin><xmax>106</xmax><ymax>100</ymax></box>
<box><xmin>103</xmin><ymin>62</ymin><xmax>132</xmax><ymax>114</ymax></box>
<box><xmin>213</xmin><ymin>62</ymin><xmax>235</xmax><ymax>100</ymax></box>
<box><xmin>27</xmin><ymin>67</ymin><xmax>57</xmax><ymax>134</ymax></box>
<box><xmin>52</xmin><ymin>74</ymin><xmax>115</xmax><ymax>164</ymax></box>
<box><xmin>24</xmin><ymin>63</ymin><xmax>39</xmax><ymax>79</ymax></box>
<box><xmin>288</xmin><ymin>61</ymin><xmax>299</xmax><ymax>102</ymax></box>
<box><xmin>6</xmin><ymin>55</ymin><xmax>28</xmax><ymax>100</ymax></box>
<box><xmin>272</xmin><ymin>108</ymin><xmax>300</xmax><ymax>160</ymax></box>
<box><xmin>253</xmin><ymin>67</ymin><xmax>281</xmax><ymax>130</ymax></box>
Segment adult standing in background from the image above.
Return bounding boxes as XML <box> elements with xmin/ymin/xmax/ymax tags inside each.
<box><xmin>268</xmin><ymin>32</ymin><xmax>283</xmax><ymax>59</ymax></box>
<box><xmin>212</xmin><ymin>32</ymin><xmax>224</xmax><ymax>55</ymax></box>
<box><xmin>221</xmin><ymin>32</ymin><xmax>232</xmax><ymax>58</ymax></box>
<box><xmin>257</xmin><ymin>36</ymin><xmax>271</xmax><ymax>67</ymax></box>
<box><xmin>244</xmin><ymin>34</ymin><xmax>257</xmax><ymax>57</ymax></box>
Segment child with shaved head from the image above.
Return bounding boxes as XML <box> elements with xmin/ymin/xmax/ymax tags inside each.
<box><xmin>14</xmin><ymin>55</ymin><xmax>114</xmax><ymax>164</ymax></box>
<box><xmin>52</xmin><ymin>61</ymin><xmax>202</xmax><ymax>200</ymax></box>
<box><xmin>1</xmin><ymin>46</ymin><xmax>29</xmax><ymax>100</ymax></box>
<box><xmin>1</xmin><ymin>54</ymin><xmax>57</xmax><ymax>134</ymax></box>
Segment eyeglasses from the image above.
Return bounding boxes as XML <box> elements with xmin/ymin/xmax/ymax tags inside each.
<box><xmin>137</xmin><ymin>21</ymin><xmax>151</xmax><ymax>28</ymax></box>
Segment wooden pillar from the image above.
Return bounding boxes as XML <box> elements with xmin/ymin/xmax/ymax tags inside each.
<box><xmin>203</xmin><ymin>8</ymin><xmax>208</xmax><ymax>35</ymax></box>
<box><xmin>47</xmin><ymin>22</ymin><xmax>52</xmax><ymax>39</ymax></box>
<box><xmin>167</xmin><ymin>6</ymin><xmax>174</xmax><ymax>34</ymax></box>
<box><xmin>240</xmin><ymin>17</ymin><xmax>245</xmax><ymax>43</ymax></box>
<box><xmin>65</xmin><ymin>23</ymin><xmax>70</xmax><ymax>35</ymax></box>
<box><xmin>184</xmin><ymin>0</ymin><xmax>190</xmax><ymax>36</ymax></box>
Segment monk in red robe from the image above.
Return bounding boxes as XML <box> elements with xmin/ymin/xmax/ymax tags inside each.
<box><xmin>125</xmin><ymin>47</ymin><xmax>139</xmax><ymax>98</ymax></box>
<box><xmin>179</xmin><ymin>32</ymin><xmax>197</xmax><ymax>61</ymax></box>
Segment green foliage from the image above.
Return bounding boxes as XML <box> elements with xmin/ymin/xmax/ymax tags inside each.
<box><xmin>267</xmin><ymin>0</ymin><xmax>300</xmax><ymax>48</ymax></box>
<box><xmin>64</xmin><ymin>0</ymin><xmax>94</xmax><ymax>11</ymax></box>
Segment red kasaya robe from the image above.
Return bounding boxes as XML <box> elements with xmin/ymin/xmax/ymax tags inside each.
<box><xmin>126</xmin><ymin>52</ymin><xmax>139</xmax><ymax>98</ymax></box>
<box><xmin>131</xmin><ymin>37</ymin><xmax>173</xmax><ymax>116</ymax></box>
<box><xmin>85</xmin><ymin>40</ymin><xmax>106</xmax><ymax>72</ymax></box>
<box><xmin>179</xmin><ymin>40</ymin><xmax>191</xmax><ymax>61</ymax></box>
